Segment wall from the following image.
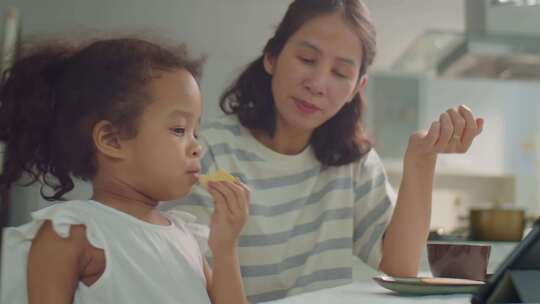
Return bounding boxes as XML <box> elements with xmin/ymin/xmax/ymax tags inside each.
<box><xmin>0</xmin><ymin>0</ymin><xmax>467</xmax><ymax>225</ymax></box>
<box><xmin>363</xmin><ymin>0</ymin><xmax>464</xmax><ymax>69</ymax></box>
<box><xmin>0</xmin><ymin>0</ymin><xmax>290</xmax><ymax>120</ymax></box>
<box><xmin>1</xmin><ymin>0</ymin><xmax>465</xmax><ymax>119</ymax></box>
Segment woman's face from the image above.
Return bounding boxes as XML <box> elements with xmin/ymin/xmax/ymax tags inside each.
<box><xmin>264</xmin><ymin>12</ymin><xmax>367</xmax><ymax>134</ymax></box>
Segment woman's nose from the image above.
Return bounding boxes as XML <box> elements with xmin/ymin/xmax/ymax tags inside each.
<box><xmin>304</xmin><ymin>70</ymin><xmax>327</xmax><ymax>96</ymax></box>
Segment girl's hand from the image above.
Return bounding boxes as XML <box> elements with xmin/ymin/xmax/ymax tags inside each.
<box><xmin>406</xmin><ymin>105</ymin><xmax>484</xmax><ymax>164</ymax></box>
<box><xmin>207</xmin><ymin>180</ymin><xmax>250</xmax><ymax>255</ymax></box>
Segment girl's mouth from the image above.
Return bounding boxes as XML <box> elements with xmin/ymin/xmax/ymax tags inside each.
<box><xmin>187</xmin><ymin>170</ymin><xmax>200</xmax><ymax>181</ymax></box>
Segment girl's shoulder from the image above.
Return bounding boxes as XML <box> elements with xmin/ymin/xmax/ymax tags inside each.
<box><xmin>5</xmin><ymin>200</ymin><xmax>106</xmax><ymax>250</ymax></box>
<box><xmin>31</xmin><ymin>199</ymin><xmax>97</xmax><ymax>219</ymax></box>
<box><xmin>1</xmin><ymin>201</ymin><xmax>103</xmax><ymax>304</ymax></box>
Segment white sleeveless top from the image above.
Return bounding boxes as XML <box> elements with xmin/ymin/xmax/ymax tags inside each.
<box><xmin>1</xmin><ymin>200</ymin><xmax>211</xmax><ymax>304</ymax></box>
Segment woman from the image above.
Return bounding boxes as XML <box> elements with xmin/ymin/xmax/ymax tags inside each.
<box><xmin>167</xmin><ymin>0</ymin><xmax>484</xmax><ymax>302</ymax></box>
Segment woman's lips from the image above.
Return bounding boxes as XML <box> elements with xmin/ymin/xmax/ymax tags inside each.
<box><xmin>293</xmin><ymin>98</ymin><xmax>321</xmax><ymax>114</ymax></box>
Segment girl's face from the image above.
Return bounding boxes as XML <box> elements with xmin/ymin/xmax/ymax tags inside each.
<box><xmin>264</xmin><ymin>12</ymin><xmax>367</xmax><ymax>134</ymax></box>
<box><xmin>124</xmin><ymin>69</ymin><xmax>202</xmax><ymax>201</ymax></box>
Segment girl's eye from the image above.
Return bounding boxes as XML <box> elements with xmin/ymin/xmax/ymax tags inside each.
<box><xmin>171</xmin><ymin>127</ymin><xmax>186</xmax><ymax>136</ymax></box>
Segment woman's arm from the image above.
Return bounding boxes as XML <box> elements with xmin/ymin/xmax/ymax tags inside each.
<box><xmin>379</xmin><ymin>153</ymin><xmax>436</xmax><ymax>277</ymax></box>
<box><xmin>28</xmin><ymin>221</ymin><xmax>88</xmax><ymax>304</ymax></box>
<box><xmin>379</xmin><ymin>105</ymin><xmax>483</xmax><ymax>277</ymax></box>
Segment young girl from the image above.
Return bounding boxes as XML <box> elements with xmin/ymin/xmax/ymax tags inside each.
<box><xmin>0</xmin><ymin>38</ymin><xmax>249</xmax><ymax>304</ymax></box>
<box><xmin>168</xmin><ymin>0</ymin><xmax>484</xmax><ymax>302</ymax></box>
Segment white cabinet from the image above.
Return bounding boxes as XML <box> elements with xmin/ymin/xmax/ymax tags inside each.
<box><xmin>366</xmin><ymin>70</ymin><xmax>540</xmax><ymax>217</ymax></box>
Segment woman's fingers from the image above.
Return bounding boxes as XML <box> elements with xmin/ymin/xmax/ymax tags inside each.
<box><xmin>434</xmin><ymin>112</ymin><xmax>453</xmax><ymax>152</ymax></box>
<box><xmin>423</xmin><ymin>120</ymin><xmax>440</xmax><ymax>147</ymax></box>
<box><xmin>413</xmin><ymin>105</ymin><xmax>483</xmax><ymax>155</ymax></box>
<box><xmin>458</xmin><ymin>105</ymin><xmax>478</xmax><ymax>149</ymax></box>
<box><xmin>476</xmin><ymin>118</ymin><xmax>484</xmax><ymax>134</ymax></box>
<box><xmin>447</xmin><ymin>107</ymin><xmax>466</xmax><ymax>141</ymax></box>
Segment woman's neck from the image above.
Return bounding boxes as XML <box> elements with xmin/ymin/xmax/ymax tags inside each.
<box><xmin>91</xmin><ymin>173</ymin><xmax>169</xmax><ymax>225</ymax></box>
<box><xmin>252</xmin><ymin>120</ymin><xmax>312</xmax><ymax>155</ymax></box>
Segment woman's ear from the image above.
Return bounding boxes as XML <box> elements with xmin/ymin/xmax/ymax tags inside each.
<box><xmin>92</xmin><ymin>120</ymin><xmax>128</xmax><ymax>160</ymax></box>
<box><xmin>263</xmin><ymin>53</ymin><xmax>275</xmax><ymax>75</ymax></box>
<box><xmin>359</xmin><ymin>74</ymin><xmax>369</xmax><ymax>92</ymax></box>
<box><xmin>349</xmin><ymin>74</ymin><xmax>369</xmax><ymax>102</ymax></box>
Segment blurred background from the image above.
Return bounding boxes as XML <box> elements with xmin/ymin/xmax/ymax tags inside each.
<box><xmin>1</xmin><ymin>0</ymin><xmax>540</xmax><ymax>274</ymax></box>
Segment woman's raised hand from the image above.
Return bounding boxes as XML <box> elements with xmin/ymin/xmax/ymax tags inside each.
<box><xmin>407</xmin><ymin>105</ymin><xmax>484</xmax><ymax>161</ymax></box>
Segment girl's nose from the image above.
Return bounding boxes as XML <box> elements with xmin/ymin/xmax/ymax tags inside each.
<box><xmin>191</xmin><ymin>142</ymin><xmax>202</xmax><ymax>158</ymax></box>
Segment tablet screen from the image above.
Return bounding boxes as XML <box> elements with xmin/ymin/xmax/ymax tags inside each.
<box><xmin>471</xmin><ymin>219</ymin><xmax>540</xmax><ymax>303</ymax></box>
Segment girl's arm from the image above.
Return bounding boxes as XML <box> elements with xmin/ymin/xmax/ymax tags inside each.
<box><xmin>28</xmin><ymin>221</ymin><xmax>88</xmax><ymax>304</ymax></box>
<box><xmin>379</xmin><ymin>106</ymin><xmax>483</xmax><ymax>277</ymax></box>
<box><xmin>203</xmin><ymin>253</ymin><xmax>247</xmax><ymax>304</ymax></box>
<box><xmin>205</xmin><ymin>180</ymin><xmax>250</xmax><ymax>304</ymax></box>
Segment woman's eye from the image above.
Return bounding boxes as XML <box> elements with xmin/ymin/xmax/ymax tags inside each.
<box><xmin>299</xmin><ymin>57</ymin><xmax>315</xmax><ymax>64</ymax></box>
<box><xmin>333</xmin><ymin>70</ymin><xmax>348</xmax><ymax>79</ymax></box>
<box><xmin>171</xmin><ymin>127</ymin><xmax>186</xmax><ymax>136</ymax></box>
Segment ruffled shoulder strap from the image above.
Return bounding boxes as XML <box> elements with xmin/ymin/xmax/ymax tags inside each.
<box><xmin>165</xmin><ymin>210</ymin><xmax>210</xmax><ymax>255</ymax></box>
<box><xmin>9</xmin><ymin>200</ymin><xmax>105</xmax><ymax>249</ymax></box>
<box><xmin>1</xmin><ymin>200</ymin><xmax>106</xmax><ymax>304</ymax></box>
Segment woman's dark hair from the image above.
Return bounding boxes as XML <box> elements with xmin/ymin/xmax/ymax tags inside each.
<box><xmin>0</xmin><ymin>38</ymin><xmax>204</xmax><ymax>201</ymax></box>
<box><xmin>220</xmin><ymin>0</ymin><xmax>376</xmax><ymax>167</ymax></box>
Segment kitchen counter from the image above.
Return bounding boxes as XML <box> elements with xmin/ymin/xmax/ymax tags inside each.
<box><xmin>263</xmin><ymin>241</ymin><xmax>518</xmax><ymax>304</ymax></box>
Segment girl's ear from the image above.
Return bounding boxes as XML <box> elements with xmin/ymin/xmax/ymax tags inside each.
<box><xmin>263</xmin><ymin>53</ymin><xmax>276</xmax><ymax>75</ymax></box>
<box><xmin>92</xmin><ymin>120</ymin><xmax>129</xmax><ymax>159</ymax></box>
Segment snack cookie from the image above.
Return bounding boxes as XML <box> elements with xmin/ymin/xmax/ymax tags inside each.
<box><xmin>199</xmin><ymin>169</ymin><xmax>236</xmax><ymax>189</ymax></box>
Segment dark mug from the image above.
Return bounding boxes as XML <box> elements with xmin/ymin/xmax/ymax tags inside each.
<box><xmin>427</xmin><ymin>242</ymin><xmax>491</xmax><ymax>281</ymax></box>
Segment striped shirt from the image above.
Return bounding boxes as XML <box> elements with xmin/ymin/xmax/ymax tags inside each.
<box><xmin>164</xmin><ymin>115</ymin><xmax>396</xmax><ymax>303</ymax></box>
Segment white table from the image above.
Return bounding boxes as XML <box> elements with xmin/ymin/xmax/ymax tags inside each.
<box><xmin>262</xmin><ymin>242</ymin><xmax>517</xmax><ymax>304</ymax></box>
<box><xmin>262</xmin><ymin>280</ymin><xmax>471</xmax><ymax>304</ymax></box>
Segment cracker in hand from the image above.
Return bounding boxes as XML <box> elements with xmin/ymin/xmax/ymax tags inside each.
<box><xmin>199</xmin><ymin>169</ymin><xmax>236</xmax><ymax>189</ymax></box>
